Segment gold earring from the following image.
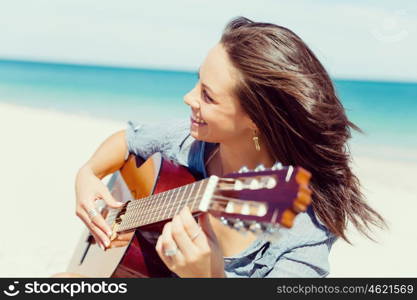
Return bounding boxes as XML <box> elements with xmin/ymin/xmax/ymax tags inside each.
<box><xmin>253</xmin><ymin>131</ymin><xmax>261</xmax><ymax>151</ymax></box>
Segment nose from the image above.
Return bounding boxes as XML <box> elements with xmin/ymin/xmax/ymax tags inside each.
<box><xmin>183</xmin><ymin>85</ymin><xmax>200</xmax><ymax>110</ymax></box>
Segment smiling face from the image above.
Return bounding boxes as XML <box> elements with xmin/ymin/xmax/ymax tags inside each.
<box><xmin>183</xmin><ymin>43</ymin><xmax>255</xmax><ymax>144</ymax></box>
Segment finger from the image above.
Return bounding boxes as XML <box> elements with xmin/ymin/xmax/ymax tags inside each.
<box><xmin>155</xmin><ymin>234</ymin><xmax>170</xmax><ymax>267</ymax></box>
<box><xmin>78</xmin><ymin>209</ymin><xmax>111</xmax><ymax>247</ymax></box>
<box><xmin>171</xmin><ymin>213</ymin><xmax>198</xmax><ymax>257</ymax></box>
<box><xmin>108</xmin><ymin>232</ymin><xmax>132</xmax><ymax>248</ymax></box>
<box><xmin>179</xmin><ymin>206</ymin><xmax>204</xmax><ymax>245</ymax></box>
<box><xmin>160</xmin><ymin>222</ymin><xmax>185</xmax><ymax>263</ymax></box>
<box><xmin>82</xmin><ymin>201</ymin><xmax>113</xmax><ymax>238</ymax></box>
<box><xmin>198</xmin><ymin>212</ymin><xmax>218</xmax><ymax>243</ymax></box>
<box><xmin>100</xmin><ymin>186</ymin><xmax>124</xmax><ymax>209</ymax></box>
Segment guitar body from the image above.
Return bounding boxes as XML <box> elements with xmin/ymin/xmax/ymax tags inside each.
<box><xmin>67</xmin><ymin>153</ymin><xmax>198</xmax><ymax>277</ymax></box>
<box><xmin>66</xmin><ymin>152</ymin><xmax>312</xmax><ymax>278</ymax></box>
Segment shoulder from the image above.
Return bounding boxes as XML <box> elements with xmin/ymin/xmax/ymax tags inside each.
<box><xmin>125</xmin><ymin>118</ymin><xmax>208</xmax><ymax>177</ymax></box>
<box><xmin>125</xmin><ymin>118</ymin><xmax>191</xmax><ymax>163</ymax></box>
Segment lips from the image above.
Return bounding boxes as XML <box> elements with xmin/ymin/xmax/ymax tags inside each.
<box><xmin>191</xmin><ymin>115</ymin><xmax>207</xmax><ymax>125</ymax></box>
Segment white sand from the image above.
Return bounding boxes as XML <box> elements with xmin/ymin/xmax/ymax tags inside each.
<box><xmin>0</xmin><ymin>102</ymin><xmax>415</xmax><ymax>277</ymax></box>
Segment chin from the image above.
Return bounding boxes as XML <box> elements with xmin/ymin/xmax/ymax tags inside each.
<box><xmin>190</xmin><ymin>130</ymin><xmax>216</xmax><ymax>143</ymax></box>
<box><xmin>190</xmin><ymin>130</ymin><xmax>204</xmax><ymax>141</ymax></box>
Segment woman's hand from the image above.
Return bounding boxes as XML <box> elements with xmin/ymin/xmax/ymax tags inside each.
<box><xmin>75</xmin><ymin>165</ymin><xmax>124</xmax><ymax>249</ymax></box>
<box><xmin>155</xmin><ymin>206</ymin><xmax>226</xmax><ymax>278</ymax></box>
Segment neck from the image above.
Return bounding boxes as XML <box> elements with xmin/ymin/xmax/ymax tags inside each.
<box><xmin>218</xmin><ymin>136</ymin><xmax>275</xmax><ymax>176</ymax></box>
<box><xmin>116</xmin><ymin>179</ymin><xmax>210</xmax><ymax>232</ymax></box>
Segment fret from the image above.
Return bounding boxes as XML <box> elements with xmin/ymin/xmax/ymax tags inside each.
<box><xmin>130</xmin><ymin>198</ymin><xmax>144</xmax><ymax>227</ymax></box>
<box><xmin>182</xmin><ymin>183</ymin><xmax>196</xmax><ymax>212</ymax></box>
<box><xmin>145</xmin><ymin>192</ymin><xmax>159</xmax><ymax>226</ymax></box>
<box><xmin>164</xmin><ymin>183</ymin><xmax>188</xmax><ymax>220</ymax></box>
<box><xmin>172</xmin><ymin>184</ymin><xmax>188</xmax><ymax>220</ymax></box>
<box><xmin>190</xmin><ymin>180</ymin><xmax>204</xmax><ymax>212</ymax></box>
<box><xmin>144</xmin><ymin>186</ymin><xmax>179</xmax><ymax>224</ymax></box>
<box><xmin>137</xmin><ymin>187</ymin><xmax>173</xmax><ymax>227</ymax></box>
<box><xmin>180</xmin><ymin>184</ymin><xmax>192</xmax><ymax>215</ymax></box>
<box><xmin>153</xmin><ymin>190</ymin><xmax>170</xmax><ymax>224</ymax></box>
<box><xmin>144</xmin><ymin>192</ymin><xmax>160</xmax><ymax>227</ymax></box>
<box><xmin>123</xmin><ymin>199</ymin><xmax>137</xmax><ymax>228</ymax></box>
<box><xmin>122</xmin><ymin>197</ymin><xmax>146</xmax><ymax>231</ymax></box>
<box><xmin>164</xmin><ymin>184</ymin><xmax>180</xmax><ymax>223</ymax></box>
<box><xmin>175</xmin><ymin>182</ymin><xmax>194</xmax><ymax>215</ymax></box>
<box><xmin>143</xmin><ymin>184</ymin><xmax>179</xmax><ymax>226</ymax></box>
<box><xmin>148</xmin><ymin>190</ymin><xmax>166</xmax><ymax>225</ymax></box>
<box><xmin>161</xmin><ymin>186</ymin><xmax>177</xmax><ymax>222</ymax></box>
<box><xmin>117</xmin><ymin>179</ymin><xmax>210</xmax><ymax>232</ymax></box>
<box><xmin>185</xmin><ymin>182</ymin><xmax>196</xmax><ymax>211</ymax></box>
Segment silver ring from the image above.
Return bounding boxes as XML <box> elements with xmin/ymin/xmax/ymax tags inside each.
<box><xmin>87</xmin><ymin>208</ymin><xmax>99</xmax><ymax>220</ymax></box>
<box><xmin>164</xmin><ymin>247</ymin><xmax>179</xmax><ymax>257</ymax></box>
<box><xmin>190</xmin><ymin>230</ymin><xmax>201</xmax><ymax>241</ymax></box>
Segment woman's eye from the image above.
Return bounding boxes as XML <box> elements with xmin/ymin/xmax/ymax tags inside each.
<box><xmin>202</xmin><ymin>89</ymin><xmax>213</xmax><ymax>103</ymax></box>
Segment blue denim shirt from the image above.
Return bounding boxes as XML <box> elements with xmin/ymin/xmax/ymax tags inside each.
<box><xmin>125</xmin><ymin>118</ymin><xmax>337</xmax><ymax>278</ymax></box>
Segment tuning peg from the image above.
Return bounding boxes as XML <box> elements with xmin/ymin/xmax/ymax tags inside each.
<box><xmin>233</xmin><ymin>219</ymin><xmax>244</xmax><ymax>231</ymax></box>
<box><xmin>241</xmin><ymin>203</ymin><xmax>250</xmax><ymax>215</ymax></box>
<box><xmin>238</xmin><ymin>166</ymin><xmax>250</xmax><ymax>173</ymax></box>
<box><xmin>254</xmin><ymin>164</ymin><xmax>266</xmax><ymax>171</ymax></box>
<box><xmin>271</xmin><ymin>162</ymin><xmax>283</xmax><ymax>170</ymax></box>
<box><xmin>241</xmin><ymin>220</ymin><xmax>252</xmax><ymax>229</ymax></box>
<box><xmin>219</xmin><ymin>216</ymin><xmax>229</xmax><ymax>226</ymax></box>
<box><xmin>248</xmin><ymin>222</ymin><xmax>263</xmax><ymax>234</ymax></box>
<box><xmin>225</xmin><ymin>202</ymin><xmax>234</xmax><ymax>213</ymax></box>
<box><xmin>234</xmin><ymin>179</ymin><xmax>243</xmax><ymax>191</ymax></box>
<box><xmin>249</xmin><ymin>178</ymin><xmax>260</xmax><ymax>190</ymax></box>
<box><xmin>260</xmin><ymin>176</ymin><xmax>277</xmax><ymax>189</ymax></box>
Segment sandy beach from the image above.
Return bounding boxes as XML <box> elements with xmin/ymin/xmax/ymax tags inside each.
<box><xmin>1</xmin><ymin>102</ymin><xmax>416</xmax><ymax>277</ymax></box>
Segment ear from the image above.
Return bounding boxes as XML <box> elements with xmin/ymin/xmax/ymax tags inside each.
<box><xmin>248</xmin><ymin>119</ymin><xmax>258</xmax><ymax>132</ymax></box>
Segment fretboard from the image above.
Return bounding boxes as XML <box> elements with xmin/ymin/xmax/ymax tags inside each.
<box><xmin>116</xmin><ymin>178</ymin><xmax>210</xmax><ymax>232</ymax></box>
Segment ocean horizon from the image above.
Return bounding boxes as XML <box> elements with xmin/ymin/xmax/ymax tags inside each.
<box><xmin>1</xmin><ymin>59</ymin><xmax>416</xmax><ymax>156</ymax></box>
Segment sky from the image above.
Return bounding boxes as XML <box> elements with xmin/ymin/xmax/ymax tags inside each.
<box><xmin>0</xmin><ymin>0</ymin><xmax>416</xmax><ymax>82</ymax></box>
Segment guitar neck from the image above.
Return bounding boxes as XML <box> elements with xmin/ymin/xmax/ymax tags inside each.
<box><xmin>115</xmin><ymin>178</ymin><xmax>211</xmax><ymax>232</ymax></box>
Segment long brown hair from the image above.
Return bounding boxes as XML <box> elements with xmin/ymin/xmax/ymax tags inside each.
<box><xmin>220</xmin><ymin>16</ymin><xmax>386</xmax><ymax>243</ymax></box>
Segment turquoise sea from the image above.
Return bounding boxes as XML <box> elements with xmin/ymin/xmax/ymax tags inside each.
<box><xmin>1</xmin><ymin>59</ymin><xmax>416</xmax><ymax>151</ymax></box>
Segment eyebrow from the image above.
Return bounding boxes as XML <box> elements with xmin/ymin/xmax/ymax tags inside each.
<box><xmin>198</xmin><ymin>67</ymin><xmax>217</xmax><ymax>97</ymax></box>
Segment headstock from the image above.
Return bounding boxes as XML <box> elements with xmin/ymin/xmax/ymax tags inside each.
<box><xmin>208</xmin><ymin>162</ymin><xmax>312</xmax><ymax>240</ymax></box>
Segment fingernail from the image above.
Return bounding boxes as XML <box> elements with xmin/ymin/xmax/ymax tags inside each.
<box><xmin>105</xmin><ymin>239</ymin><xmax>110</xmax><ymax>247</ymax></box>
<box><xmin>107</xmin><ymin>230</ymin><xmax>112</xmax><ymax>237</ymax></box>
<box><xmin>99</xmin><ymin>244</ymin><xmax>104</xmax><ymax>250</ymax></box>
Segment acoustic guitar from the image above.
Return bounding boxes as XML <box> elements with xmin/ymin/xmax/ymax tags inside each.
<box><xmin>67</xmin><ymin>152</ymin><xmax>312</xmax><ymax>277</ymax></box>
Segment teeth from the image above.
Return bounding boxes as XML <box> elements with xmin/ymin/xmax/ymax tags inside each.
<box><xmin>193</xmin><ymin>116</ymin><xmax>207</xmax><ymax>124</ymax></box>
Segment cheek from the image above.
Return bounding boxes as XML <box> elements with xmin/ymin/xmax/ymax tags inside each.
<box><xmin>207</xmin><ymin>109</ymin><xmax>246</xmax><ymax>134</ymax></box>
<box><xmin>203</xmin><ymin>107</ymin><xmax>232</xmax><ymax>127</ymax></box>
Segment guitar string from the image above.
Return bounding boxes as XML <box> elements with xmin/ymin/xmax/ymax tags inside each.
<box><xmin>106</xmin><ymin>183</ymin><xmax>205</xmax><ymax>226</ymax></box>
<box><xmin>115</xmin><ymin>196</ymin><xmax>272</xmax><ymax>233</ymax></box>
<box><xmin>118</xmin><ymin>196</ymin><xmax>202</xmax><ymax>230</ymax></box>
<box><xmin>110</xmin><ymin>194</ymin><xmax>259</xmax><ymax>231</ymax></box>
<box><xmin>104</xmin><ymin>162</ymin><xmax>289</xmax><ymax>225</ymax></box>
<box><xmin>104</xmin><ymin>179</ymin><xmax>273</xmax><ymax>226</ymax></box>
<box><xmin>104</xmin><ymin>176</ymin><xmax>281</xmax><ymax>228</ymax></box>
<box><xmin>116</xmin><ymin>194</ymin><xmax>200</xmax><ymax>230</ymax></box>
<box><xmin>119</xmin><ymin>184</ymin><xmax>203</xmax><ymax>229</ymax></box>
<box><xmin>126</xmin><ymin>179</ymin><xmax>204</xmax><ymax>222</ymax></box>
<box><xmin>121</xmin><ymin>179</ymin><xmax>208</xmax><ymax>211</ymax></box>
<box><xmin>114</xmin><ymin>178</ymin><xmax>206</xmax><ymax>213</ymax></box>
<box><xmin>103</xmin><ymin>181</ymin><xmax>203</xmax><ymax>220</ymax></box>
<box><xmin>106</xmin><ymin>185</ymin><xmax>266</xmax><ymax>223</ymax></box>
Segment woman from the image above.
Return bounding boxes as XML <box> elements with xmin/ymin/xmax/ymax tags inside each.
<box><xmin>58</xmin><ymin>16</ymin><xmax>386</xmax><ymax>277</ymax></box>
